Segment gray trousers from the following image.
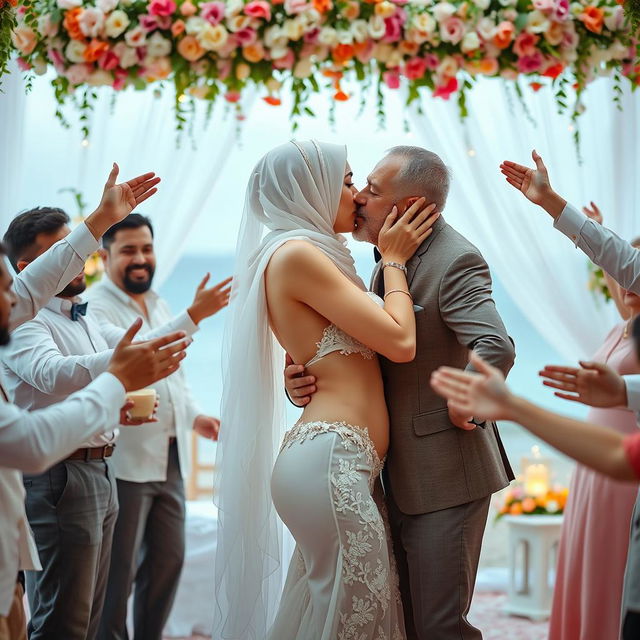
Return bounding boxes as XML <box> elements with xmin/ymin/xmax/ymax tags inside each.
<box><xmin>23</xmin><ymin>458</ymin><xmax>118</xmax><ymax>640</ymax></box>
<box><xmin>386</xmin><ymin>484</ymin><xmax>491</xmax><ymax>640</ymax></box>
<box><xmin>98</xmin><ymin>441</ymin><xmax>185</xmax><ymax>640</ymax></box>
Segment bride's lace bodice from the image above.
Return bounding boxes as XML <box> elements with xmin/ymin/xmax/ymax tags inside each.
<box><xmin>305</xmin><ymin>292</ymin><xmax>383</xmax><ymax>367</ymax></box>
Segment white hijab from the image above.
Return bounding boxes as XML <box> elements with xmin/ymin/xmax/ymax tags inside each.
<box><xmin>213</xmin><ymin>140</ymin><xmax>366</xmax><ymax>639</ymax></box>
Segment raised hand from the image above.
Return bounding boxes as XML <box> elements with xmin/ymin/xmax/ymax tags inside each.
<box><xmin>107</xmin><ymin>318</ymin><xmax>190</xmax><ymax>391</ymax></box>
<box><xmin>583</xmin><ymin>201</ymin><xmax>603</xmax><ymax>224</ymax></box>
<box><xmin>539</xmin><ymin>361</ymin><xmax>627</xmax><ymax>407</ymax></box>
<box><xmin>85</xmin><ymin>163</ymin><xmax>161</xmax><ymax>239</ymax></box>
<box><xmin>188</xmin><ymin>274</ymin><xmax>233</xmax><ymax>324</ymax></box>
<box><xmin>499</xmin><ymin>150</ymin><xmax>553</xmax><ymax>206</ymax></box>
<box><xmin>378</xmin><ymin>197</ymin><xmax>439</xmax><ymax>264</ymax></box>
<box><xmin>194</xmin><ymin>414</ymin><xmax>221</xmax><ymax>440</ymax></box>
<box><xmin>431</xmin><ymin>352</ymin><xmax>514</xmax><ymax>422</ymax></box>
<box><xmin>284</xmin><ymin>353</ymin><xmax>316</xmax><ymax>407</ymax></box>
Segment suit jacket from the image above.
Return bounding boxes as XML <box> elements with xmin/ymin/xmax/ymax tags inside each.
<box><xmin>373</xmin><ymin>216</ymin><xmax>516</xmax><ymax>515</ymax></box>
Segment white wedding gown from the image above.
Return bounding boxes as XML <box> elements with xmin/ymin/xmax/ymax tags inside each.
<box><xmin>268</xmin><ymin>308</ymin><xmax>406</xmax><ymax>640</ymax></box>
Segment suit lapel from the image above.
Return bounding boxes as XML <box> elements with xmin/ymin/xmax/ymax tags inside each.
<box><xmin>371</xmin><ymin>261</ymin><xmax>383</xmax><ymax>296</ymax></box>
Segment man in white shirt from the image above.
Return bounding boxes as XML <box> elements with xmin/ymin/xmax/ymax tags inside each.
<box><xmin>1</xmin><ymin>201</ymin><xmax>213</xmax><ymax>640</ymax></box>
<box><xmin>0</xmin><ymin>165</ymin><xmax>191</xmax><ymax>639</ymax></box>
<box><xmin>86</xmin><ymin>213</ymin><xmax>231</xmax><ymax>640</ymax></box>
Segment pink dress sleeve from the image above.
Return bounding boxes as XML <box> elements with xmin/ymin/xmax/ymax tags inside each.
<box><xmin>623</xmin><ymin>433</ymin><xmax>640</xmax><ymax>479</ymax></box>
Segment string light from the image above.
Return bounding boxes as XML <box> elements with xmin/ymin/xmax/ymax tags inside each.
<box><xmin>177</xmin><ymin>94</ymin><xmax>187</xmax><ymax>103</ymax></box>
<box><xmin>467</xmin><ymin>148</ymin><xmax>476</xmax><ymax>157</ymax></box>
<box><xmin>567</xmin><ymin>124</ymin><xmax>575</xmax><ymax>133</ymax></box>
<box><xmin>81</xmin><ymin>138</ymin><xmax>90</xmax><ymax>148</ymax></box>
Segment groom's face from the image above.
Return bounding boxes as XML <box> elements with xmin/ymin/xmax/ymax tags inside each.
<box><xmin>353</xmin><ymin>155</ymin><xmax>411</xmax><ymax>246</ymax></box>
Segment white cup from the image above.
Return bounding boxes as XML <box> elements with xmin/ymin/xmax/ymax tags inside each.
<box><xmin>125</xmin><ymin>388</ymin><xmax>157</xmax><ymax>420</ymax></box>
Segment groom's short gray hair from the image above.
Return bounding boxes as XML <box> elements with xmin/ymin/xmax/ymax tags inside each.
<box><xmin>386</xmin><ymin>146</ymin><xmax>451</xmax><ymax>211</ymax></box>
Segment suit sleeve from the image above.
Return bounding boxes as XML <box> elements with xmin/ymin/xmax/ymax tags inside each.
<box><xmin>438</xmin><ymin>251</ymin><xmax>515</xmax><ymax>377</ymax></box>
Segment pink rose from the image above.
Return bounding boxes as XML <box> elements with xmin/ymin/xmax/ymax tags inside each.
<box><xmin>66</xmin><ymin>62</ymin><xmax>92</xmax><ymax>84</ymax></box>
<box><xmin>16</xmin><ymin>57</ymin><xmax>32</xmax><ymax>71</ymax></box>
<box><xmin>235</xmin><ymin>26</ymin><xmax>257</xmax><ymax>46</ymax></box>
<box><xmin>244</xmin><ymin>0</ymin><xmax>271</xmax><ymax>21</ymax></box>
<box><xmin>517</xmin><ymin>50</ymin><xmax>544</xmax><ymax>72</ymax></box>
<box><xmin>513</xmin><ymin>31</ymin><xmax>539</xmax><ymax>57</ymax></box>
<box><xmin>424</xmin><ymin>53</ymin><xmax>439</xmax><ymax>70</ymax></box>
<box><xmin>272</xmin><ymin>48</ymin><xmax>295</xmax><ymax>69</ymax></box>
<box><xmin>383</xmin><ymin>13</ymin><xmax>404</xmax><ymax>43</ymax></box>
<box><xmin>99</xmin><ymin>49</ymin><xmax>120</xmax><ymax>70</ymax></box>
<box><xmin>200</xmin><ymin>1</ymin><xmax>225</xmax><ymax>25</ymax></box>
<box><xmin>284</xmin><ymin>0</ymin><xmax>311</xmax><ymax>14</ymax></box>
<box><xmin>383</xmin><ymin>69</ymin><xmax>400</xmax><ymax>89</ymax></box>
<box><xmin>303</xmin><ymin>27</ymin><xmax>320</xmax><ymax>43</ymax></box>
<box><xmin>404</xmin><ymin>56</ymin><xmax>427</xmax><ymax>80</ymax></box>
<box><xmin>553</xmin><ymin>0</ymin><xmax>570</xmax><ymax>21</ymax></box>
<box><xmin>148</xmin><ymin>0</ymin><xmax>176</xmax><ymax>17</ymax></box>
<box><xmin>113</xmin><ymin>68</ymin><xmax>128</xmax><ymax>90</ymax></box>
<box><xmin>533</xmin><ymin>0</ymin><xmax>554</xmax><ymax>12</ymax></box>
<box><xmin>140</xmin><ymin>14</ymin><xmax>160</xmax><ymax>31</ymax></box>
<box><xmin>433</xmin><ymin>76</ymin><xmax>458</xmax><ymax>100</ymax></box>
<box><xmin>440</xmin><ymin>16</ymin><xmax>465</xmax><ymax>45</ymax></box>
<box><xmin>48</xmin><ymin>47</ymin><xmax>65</xmax><ymax>69</ymax></box>
<box><xmin>218</xmin><ymin>59</ymin><xmax>232</xmax><ymax>80</ymax></box>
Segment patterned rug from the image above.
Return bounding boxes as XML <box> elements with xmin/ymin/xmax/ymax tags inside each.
<box><xmin>163</xmin><ymin>592</ymin><xmax>549</xmax><ymax>640</ymax></box>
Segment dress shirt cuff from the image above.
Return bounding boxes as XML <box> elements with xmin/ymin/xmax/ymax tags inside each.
<box><xmin>624</xmin><ymin>375</ymin><xmax>640</xmax><ymax>412</ymax></box>
<box><xmin>86</xmin><ymin>350</ymin><xmax>115</xmax><ymax>380</ymax></box>
<box><xmin>553</xmin><ymin>203</ymin><xmax>588</xmax><ymax>247</ymax></box>
<box><xmin>67</xmin><ymin>223</ymin><xmax>100</xmax><ymax>259</ymax></box>
<box><xmin>92</xmin><ymin>371</ymin><xmax>126</xmax><ymax>408</ymax></box>
<box><xmin>173</xmin><ymin>310</ymin><xmax>199</xmax><ymax>337</ymax></box>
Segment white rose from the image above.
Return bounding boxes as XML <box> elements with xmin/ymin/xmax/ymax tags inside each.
<box><xmin>497</xmin><ymin>0</ymin><xmax>516</xmax><ymax>7</ymax></box>
<box><xmin>104</xmin><ymin>9</ymin><xmax>130</xmax><ymax>38</ymax></box>
<box><xmin>124</xmin><ymin>25</ymin><xmax>146</xmax><ymax>47</ymax></box>
<box><xmin>264</xmin><ymin>25</ymin><xmax>282</xmax><ymax>47</ymax></box>
<box><xmin>266</xmin><ymin>77</ymin><xmax>282</xmax><ymax>92</ymax></box>
<box><xmin>350</xmin><ymin>19</ymin><xmax>369</xmax><ymax>43</ymax></box>
<box><xmin>79</xmin><ymin>8</ymin><xmax>105</xmax><ymax>39</ymax></box>
<box><xmin>57</xmin><ymin>0</ymin><xmax>82</xmax><ymax>9</ymax></box>
<box><xmin>526</xmin><ymin>10</ymin><xmax>549</xmax><ymax>33</ymax></box>
<box><xmin>33</xmin><ymin>57</ymin><xmax>48</xmax><ymax>75</ymax></box>
<box><xmin>227</xmin><ymin>15</ymin><xmax>251</xmax><ymax>32</ymax></box>
<box><xmin>604</xmin><ymin>5</ymin><xmax>625</xmax><ymax>31</ymax></box>
<box><xmin>113</xmin><ymin>43</ymin><xmax>138</xmax><ymax>67</ymax></box>
<box><xmin>293</xmin><ymin>58</ymin><xmax>313</xmax><ymax>78</ymax></box>
<box><xmin>318</xmin><ymin>26</ymin><xmax>339</xmax><ymax>46</ymax></box>
<box><xmin>185</xmin><ymin>16</ymin><xmax>207</xmax><ymax>35</ymax></box>
<box><xmin>433</xmin><ymin>2</ymin><xmax>456</xmax><ymax>23</ymax></box>
<box><xmin>225</xmin><ymin>0</ymin><xmax>244</xmax><ymax>18</ymax></box>
<box><xmin>387</xmin><ymin>50</ymin><xmax>403</xmax><ymax>68</ymax></box>
<box><xmin>609</xmin><ymin>40</ymin><xmax>629</xmax><ymax>59</ymax></box>
<box><xmin>147</xmin><ymin>32</ymin><xmax>172</xmax><ymax>57</ymax></box>
<box><xmin>436</xmin><ymin>55</ymin><xmax>458</xmax><ymax>78</ymax></box>
<box><xmin>37</xmin><ymin>14</ymin><xmax>59</xmax><ymax>38</ymax></box>
<box><xmin>65</xmin><ymin>40</ymin><xmax>87</xmax><ymax>63</ymax></box>
<box><xmin>197</xmin><ymin>24</ymin><xmax>228</xmax><ymax>50</ymax></box>
<box><xmin>473</xmin><ymin>0</ymin><xmax>490</xmax><ymax>9</ymax></box>
<box><xmin>269</xmin><ymin>45</ymin><xmax>289</xmax><ymax>59</ymax></box>
<box><xmin>87</xmin><ymin>69</ymin><xmax>113</xmax><ymax>86</ymax></box>
<box><xmin>283</xmin><ymin>19</ymin><xmax>305</xmax><ymax>40</ymax></box>
<box><xmin>412</xmin><ymin>12</ymin><xmax>436</xmax><ymax>34</ymax></box>
<box><xmin>461</xmin><ymin>31</ymin><xmax>480</xmax><ymax>52</ymax></box>
<box><xmin>368</xmin><ymin>15</ymin><xmax>386</xmax><ymax>39</ymax></box>
<box><xmin>545</xmin><ymin>500</ymin><xmax>559</xmax><ymax>513</ymax></box>
<box><xmin>476</xmin><ymin>16</ymin><xmax>495</xmax><ymax>40</ymax></box>
<box><xmin>97</xmin><ymin>0</ymin><xmax>118</xmax><ymax>12</ymax></box>
<box><xmin>569</xmin><ymin>2</ymin><xmax>583</xmax><ymax>17</ymax></box>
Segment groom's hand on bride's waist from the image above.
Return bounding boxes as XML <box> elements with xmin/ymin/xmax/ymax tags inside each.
<box><xmin>284</xmin><ymin>354</ymin><xmax>316</xmax><ymax>407</ymax></box>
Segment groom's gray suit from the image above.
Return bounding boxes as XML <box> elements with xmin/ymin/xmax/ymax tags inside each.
<box><xmin>372</xmin><ymin>215</ymin><xmax>515</xmax><ymax>639</ymax></box>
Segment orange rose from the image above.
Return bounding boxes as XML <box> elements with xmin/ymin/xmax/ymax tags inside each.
<box><xmin>313</xmin><ymin>0</ymin><xmax>332</xmax><ymax>13</ymax></box>
<box><xmin>332</xmin><ymin>44</ymin><xmax>354</xmax><ymax>65</ymax></box>
<box><xmin>83</xmin><ymin>39</ymin><xmax>109</xmax><ymax>62</ymax></box>
<box><xmin>522</xmin><ymin>498</ymin><xmax>537</xmax><ymax>513</ymax></box>
<box><xmin>242</xmin><ymin>43</ymin><xmax>265</xmax><ymax>62</ymax></box>
<box><xmin>333</xmin><ymin>89</ymin><xmax>349</xmax><ymax>101</ymax></box>
<box><xmin>177</xmin><ymin>34</ymin><xmax>205</xmax><ymax>61</ymax></box>
<box><xmin>171</xmin><ymin>19</ymin><xmax>186</xmax><ymax>37</ymax></box>
<box><xmin>63</xmin><ymin>7</ymin><xmax>86</xmax><ymax>41</ymax></box>
<box><xmin>580</xmin><ymin>6</ymin><xmax>604</xmax><ymax>34</ymax></box>
<box><xmin>492</xmin><ymin>21</ymin><xmax>515</xmax><ymax>50</ymax></box>
<box><xmin>509</xmin><ymin>502</ymin><xmax>523</xmax><ymax>515</ymax></box>
<box><xmin>11</xmin><ymin>26</ymin><xmax>37</xmax><ymax>56</ymax></box>
<box><xmin>478</xmin><ymin>57</ymin><xmax>498</xmax><ymax>75</ymax></box>
<box><xmin>399</xmin><ymin>40</ymin><xmax>419</xmax><ymax>56</ymax></box>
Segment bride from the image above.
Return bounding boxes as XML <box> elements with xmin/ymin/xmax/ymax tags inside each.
<box><xmin>214</xmin><ymin>140</ymin><xmax>438</xmax><ymax>640</ymax></box>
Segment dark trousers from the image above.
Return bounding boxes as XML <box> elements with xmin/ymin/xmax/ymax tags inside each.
<box><xmin>98</xmin><ymin>442</ymin><xmax>185</xmax><ymax>640</ymax></box>
<box><xmin>24</xmin><ymin>458</ymin><xmax>118</xmax><ymax>640</ymax></box>
<box><xmin>387</xmin><ymin>486</ymin><xmax>491</xmax><ymax>640</ymax></box>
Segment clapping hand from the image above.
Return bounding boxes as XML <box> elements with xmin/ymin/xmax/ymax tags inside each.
<box><xmin>500</xmin><ymin>150</ymin><xmax>553</xmax><ymax>206</ymax></box>
<box><xmin>188</xmin><ymin>274</ymin><xmax>233</xmax><ymax>324</ymax></box>
<box><xmin>539</xmin><ymin>361</ymin><xmax>627</xmax><ymax>407</ymax></box>
<box><xmin>85</xmin><ymin>164</ymin><xmax>161</xmax><ymax>239</ymax></box>
<box><xmin>583</xmin><ymin>201</ymin><xmax>603</xmax><ymax>224</ymax></box>
<box><xmin>194</xmin><ymin>414</ymin><xmax>220</xmax><ymax>440</ymax></box>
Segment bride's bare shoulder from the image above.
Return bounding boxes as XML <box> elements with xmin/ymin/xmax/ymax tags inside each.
<box><xmin>269</xmin><ymin>239</ymin><xmax>330</xmax><ymax>273</ymax></box>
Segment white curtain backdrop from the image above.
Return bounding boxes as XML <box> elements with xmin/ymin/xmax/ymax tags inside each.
<box><xmin>1</xmin><ymin>67</ymin><xmax>254</xmax><ymax>285</ymax></box>
<box><xmin>407</xmin><ymin>76</ymin><xmax>638</xmax><ymax>361</ymax></box>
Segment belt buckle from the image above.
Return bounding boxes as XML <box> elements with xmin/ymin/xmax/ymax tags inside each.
<box><xmin>104</xmin><ymin>443</ymin><xmax>115</xmax><ymax>458</ymax></box>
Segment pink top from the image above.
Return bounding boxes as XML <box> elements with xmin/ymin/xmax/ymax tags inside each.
<box><xmin>624</xmin><ymin>432</ymin><xmax>640</xmax><ymax>478</ymax></box>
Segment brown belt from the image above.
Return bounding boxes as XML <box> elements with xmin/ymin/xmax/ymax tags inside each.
<box><xmin>66</xmin><ymin>443</ymin><xmax>115</xmax><ymax>461</ymax></box>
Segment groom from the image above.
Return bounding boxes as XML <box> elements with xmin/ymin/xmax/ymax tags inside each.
<box><xmin>286</xmin><ymin>146</ymin><xmax>515</xmax><ymax>639</ymax></box>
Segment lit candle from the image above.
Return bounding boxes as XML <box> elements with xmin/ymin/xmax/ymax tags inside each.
<box><xmin>523</xmin><ymin>446</ymin><xmax>550</xmax><ymax>497</ymax></box>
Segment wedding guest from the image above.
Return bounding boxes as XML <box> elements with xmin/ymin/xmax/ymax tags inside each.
<box><xmin>86</xmin><ymin>213</ymin><xmax>231</xmax><ymax>640</ymax></box>
<box><xmin>0</xmin><ymin>165</ymin><xmax>189</xmax><ymax>639</ymax></box>
<box><xmin>537</xmin><ymin>203</ymin><xmax>640</xmax><ymax>640</ymax></box>
<box><xmin>430</xmin><ymin>347</ymin><xmax>640</xmax><ymax>640</ymax></box>
<box><xmin>500</xmin><ymin>150</ymin><xmax>640</xmax><ymax>294</ymax></box>
<box><xmin>1</xmin><ymin>205</ymin><xmax>221</xmax><ymax>640</ymax></box>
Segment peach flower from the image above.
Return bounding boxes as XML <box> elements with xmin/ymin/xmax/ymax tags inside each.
<box><xmin>513</xmin><ymin>31</ymin><xmax>539</xmax><ymax>56</ymax></box>
<box><xmin>63</xmin><ymin>7</ymin><xmax>86</xmax><ymax>41</ymax></box>
<box><xmin>440</xmin><ymin>16</ymin><xmax>465</xmax><ymax>44</ymax></box>
<box><xmin>179</xmin><ymin>0</ymin><xmax>197</xmax><ymax>16</ymax></box>
<box><xmin>492</xmin><ymin>21</ymin><xmax>514</xmax><ymax>49</ymax></box>
<box><xmin>11</xmin><ymin>26</ymin><xmax>37</xmax><ymax>55</ymax></box>
<box><xmin>242</xmin><ymin>42</ymin><xmax>266</xmax><ymax>62</ymax></box>
<box><xmin>580</xmin><ymin>6</ymin><xmax>604</xmax><ymax>34</ymax></box>
<box><xmin>177</xmin><ymin>34</ymin><xmax>205</xmax><ymax>60</ymax></box>
<box><xmin>171</xmin><ymin>19</ymin><xmax>186</xmax><ymax>36</ymax></box>
<box><xmin>83</xmin><ymin>39</ymin><xmax>109</xmax><ymax>62</ymax></box>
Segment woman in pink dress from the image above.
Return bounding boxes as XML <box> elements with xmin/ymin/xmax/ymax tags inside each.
<box><xmin>541</xmin><ymin>203</ymin><xmax>640</xmax><ymax>640</ymax></box>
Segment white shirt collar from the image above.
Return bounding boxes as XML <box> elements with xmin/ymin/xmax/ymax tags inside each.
<box><xmin>45</xmin><ymin>295</ymin><xmax>83</xmax><ymax>319</ymax></box>
<box><xmin>100</xmin><ymin>275</ymin><xmax>159</xmax><ymax>309</ymax></box>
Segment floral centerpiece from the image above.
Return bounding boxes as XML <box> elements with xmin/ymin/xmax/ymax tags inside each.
<box><xmin>5</xmin><ymin>0</ymin><xmax>640</xmax><ymax>133</ymax></box>
<box><xmin>496</xmin><ymin>483</ymin><xmax>568</xmax><ymax>518</ymax></box>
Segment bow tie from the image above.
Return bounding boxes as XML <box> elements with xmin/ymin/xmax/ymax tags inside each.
<box><xmin>374</xmin><ymin>247</ymin><xmax>382</xmax><ymax>263</ymax></box>
<box><xmin>70</xmin><ymin>302</ymin><xmax>88</xmax><ymax>321</ymax></box>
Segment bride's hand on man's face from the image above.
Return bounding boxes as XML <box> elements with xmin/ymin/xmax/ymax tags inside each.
<box><xmin>377</xmin><ymin>197</ymin><xmax>439</xmax><ymax>264</ymax></box>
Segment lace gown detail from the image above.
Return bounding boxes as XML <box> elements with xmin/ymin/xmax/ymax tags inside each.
<box><xmin>270</xmin><ymin>421</ymin><xmax>405</xmax><ymax>640</ymax></box>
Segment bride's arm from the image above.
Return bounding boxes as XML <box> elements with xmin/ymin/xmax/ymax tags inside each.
<box><xmin>275</xmin><ymin>200</ymin><xmax>438</xmax><ymax>363</ymax></box>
